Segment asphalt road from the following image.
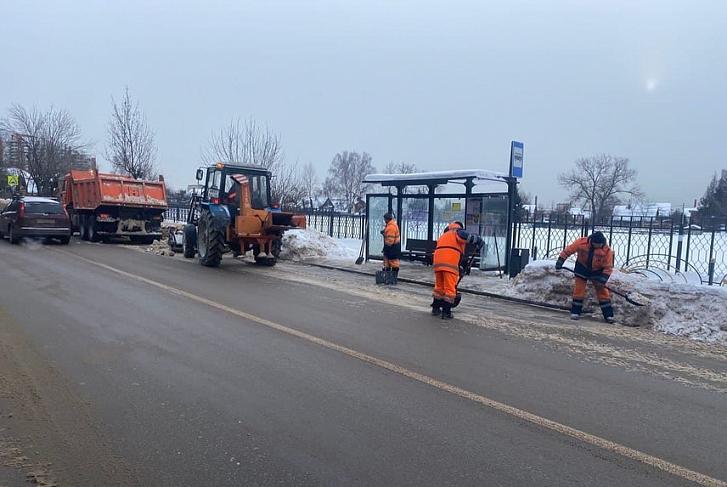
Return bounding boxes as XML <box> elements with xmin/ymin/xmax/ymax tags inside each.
<box><xmin>0</xmin><ymin>239</ymin><xmax>726</xmax><ymax>486</ymax></box>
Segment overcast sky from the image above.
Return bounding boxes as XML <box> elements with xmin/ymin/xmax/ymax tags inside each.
<box><xmin>2</xmin><ymin>0</ymin><xmax>726</xmax><ymax>207</ymax></box>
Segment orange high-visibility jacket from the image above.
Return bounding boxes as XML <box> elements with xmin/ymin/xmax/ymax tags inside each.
<box><xmin>433</xmin><ymin>226</ymin><xmax>467</xmax><ymax>275</ymax></box>
<box><xmin>383</xmin><ymin>219</ymin><xmax>400</xmax><ymax>247</ymax></box>
<box><xmin>559</xmin><ymin>237</ymin><xmax>614</xmax><ymax>275</ymax></box>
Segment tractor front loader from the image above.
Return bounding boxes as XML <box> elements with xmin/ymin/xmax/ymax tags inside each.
<box><xmin>183</xmin><ymin>163</ymin><xmax>305</xmax><ymax>267</ymax></box>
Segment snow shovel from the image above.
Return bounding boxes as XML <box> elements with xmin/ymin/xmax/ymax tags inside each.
<box><xmin>561</xmin><ymin>266</ymin><xmax>647</xmax><ymax>307</ymax></box>
<box><xmin>452</xmin><ymin>250</ymin><xmax>479</xmax><ymax>308</ymax></box>
<box><xmin>355</xmin><ymin>226</ymin><xmax>367</xmax><ymax>265</ymax></box>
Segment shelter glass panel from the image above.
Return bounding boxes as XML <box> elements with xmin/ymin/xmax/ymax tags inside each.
<box><xmin>367</xmin><ymin>195</ymin><xmax>390</xmax><ymax>259</ymax></box>
<box><xmin>433</xmin><ymin>197</ymin><xmax>466</xmax><ymax>237</ymax></box>
<box><xmin>401</xmin><ymin>197</ymin><xmax>429</xmax><ymax>250</ymax></box>
<box><xmin>478</xmin><ymin>195</ymin><xmax>508</xmax><ymax>269</ymax></box>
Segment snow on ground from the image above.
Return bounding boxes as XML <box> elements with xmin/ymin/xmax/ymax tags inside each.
<box><xmin>280</xmin><ymin>229</ymin><xmax>361</xmax><ymax>261</ymax></box>
<box><xmin>146</xmin><ymin>239</ymin><xmax>175</xmax><ymax>256</ymax></box>
<box><xmin>506</xmin><ymin>260</ymin><xmax>727</xmax><ymax>343</ymax></box>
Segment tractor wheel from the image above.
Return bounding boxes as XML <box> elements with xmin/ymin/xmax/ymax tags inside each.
<box><xmin>197</xmin><ymin>210</ymin><xmax>224</xmax><ymax>267</ymax></box>
<box><xmin>271</xmin><ymin>238</ymin><xmax>282</xmax><ymax>258</ymax></box>
<box><xmin>182</xmin><ymin>224</ymin><xmax>197</xmax><ymax>258</ymax></box>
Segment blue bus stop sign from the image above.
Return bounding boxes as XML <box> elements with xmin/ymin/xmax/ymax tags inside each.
<box><xmin>510</xmin><ymin>141</ymin><xmax>524</xmax><ymax>178</ymax></box>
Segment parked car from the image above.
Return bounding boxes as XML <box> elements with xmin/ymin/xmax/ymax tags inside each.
<box><xmin>0</xmin><ymin>196</ymin><xmax>71</xmax><ymax>244</ymax></box>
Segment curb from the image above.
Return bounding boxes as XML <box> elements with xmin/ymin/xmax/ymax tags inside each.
<box><xmin>301</xmin><ymin>261</ymin><xmax>571</xmax><ymax>312</ymax></box>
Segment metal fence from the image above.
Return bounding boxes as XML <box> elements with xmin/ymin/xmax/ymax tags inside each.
<box><xmin>164</xmin><ymin>204</ymin><xmax>727</xmax><ymax>285</ymax></box>
<box><xmin>514</xmin><ymin>213</ymin><xmax>727</xmax><ymax>285</ymax></box>
<box><xmin>164</xmin><ymin>206</ymin><xmax>366</xmax><ymax>240</ymax></box>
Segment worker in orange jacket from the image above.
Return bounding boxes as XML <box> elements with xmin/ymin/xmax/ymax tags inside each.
<box><xmin>556</xmin><ymin>231</ymin><xmax>615</xmax><ymax>322</ymax></box>
<box><xmin>432</xmin><ymin>221</ymin><xmax>483</xmax><ymax>319</ymax></box>
<box><xmin>381</xmin><ymin>213</ymin><xmax>401</xmax><ymax>279</ymax></box>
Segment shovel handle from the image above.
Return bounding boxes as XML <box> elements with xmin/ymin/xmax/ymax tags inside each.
<box><xmin>559</xmin><ymin>266</ymin><xmax>646</xmax><ymax>307</ymax></box>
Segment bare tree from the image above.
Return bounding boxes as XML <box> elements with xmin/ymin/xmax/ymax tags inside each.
<box><xmin>558</xmin><ymin>154</ymin><xmax>642</xmax><ymax>221</ymax></box>
<box><xmin>203</xmin><ymin>118</ymin><xmax>310</xmax><ymax>207</ymax></box>
<box><xmin>106</xmin><ymin>87</ymin><xmax>157</xmax><ymax>179</ymax></box>
<box><xmin>384</xmin><ymin>161</ymin><xmax>417</xmax><ymax>174</ymax></box>
<box><xmin>300</xmin><ymin>161</ymin><xmax>318</xmax><ymax>207</ymax></box>
<box><xmin>3</xmin><ymin>104</ymin><xmax>84</xmax><ymax>196</ymax></box>
<box><xmin>202</xmin><ymin>117</ymin><xmax>282</xmax><ymax>169</ymax></box>
<box><xmin>323</xmin><ymin>151</ymin><xmax>376</xmax><ymax>212</ymax></box>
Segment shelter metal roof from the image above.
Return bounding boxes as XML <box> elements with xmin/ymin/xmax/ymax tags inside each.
<box><xmin>364</xmin><ymin>169</ymin><xmax>508</xmax><ymax>186</ymax></box>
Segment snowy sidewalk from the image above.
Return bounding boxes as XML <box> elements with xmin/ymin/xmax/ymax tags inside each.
<box><xmin>279</xmin><ymin>229</ymin><xmax>727</xmax><ymax>344</ymax></box>
<box><xmin>309</xmin><ymin>257</ymin><xmax>514</xmax><ymax>297</ymax></box>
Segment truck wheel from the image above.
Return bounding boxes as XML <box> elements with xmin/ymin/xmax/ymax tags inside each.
<box><xmin>197</xmin><ymin>210</ymin><xmax>223</xmax><ymax>267</ymax></box>
<box><xmin>182</xmin><ymin>224</ymin><xmax>197</xmax><ymax>258</ymax></box>
<box><xmin>88</xmin><ymin>217</ymin><xmax>100</xmax><ymax>242</ymax></box>
<box><xmin>79</xmin><ymin>215</ymin><xmax>89</xmax><ymax>241</ymax></box>
<box><xmin>59</xmin><ymin>236</ymin><xmax>70</xmax><ymax>245</ymax></box>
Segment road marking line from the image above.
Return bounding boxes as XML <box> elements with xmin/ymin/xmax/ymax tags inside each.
<box><xmin>59</xmin><ymin>250</ymin><xmax>726</xmax><ymax>487</ymax></box>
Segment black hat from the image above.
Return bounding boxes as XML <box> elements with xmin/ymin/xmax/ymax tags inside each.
<box><xmin>590</xmin><ymin>231</ymin><xmax>607</xmax><ymax>245</ymax></box>
<box><xmin>383</xmin><ymin>213</ymin><xmax>394</xmax><ymax>221</ymax></box>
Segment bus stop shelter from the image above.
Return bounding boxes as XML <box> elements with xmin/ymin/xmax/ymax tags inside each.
<box><xmin>363</xmin><ymin>170</ymin><xmax>518</xmax><ymax>271</ymax></box>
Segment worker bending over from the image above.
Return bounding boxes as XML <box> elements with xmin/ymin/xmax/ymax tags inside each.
<box><xmin>432</xmin><ymin>221</ymin><xmax>483</xmax><ymax>319</ymax></box>
<box><xmin>556</xmin><ymin>231</ymin><xmax>615</xmax><ymax>322</ymax></box>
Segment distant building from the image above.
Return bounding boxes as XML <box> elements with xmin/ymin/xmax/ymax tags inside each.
<box><xmin>568</xmin><ymin>207</ymin><xmax>591</xmax><ymax>219</ymax></box>
<box><xmin>5</xmin><ymin>132</ymin><xmax>94</xmax><ymax>170</ymax></box>
<box><xmin>613</xmin><ymin>203</ymin><xmax>672</xmax><ymax>220</ymax></box>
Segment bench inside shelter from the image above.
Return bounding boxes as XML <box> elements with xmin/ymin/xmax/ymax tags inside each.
<box><xmin>405</xmin><ymin>239</ymin><xmax>437</xmax><ymax>265</ymax></box>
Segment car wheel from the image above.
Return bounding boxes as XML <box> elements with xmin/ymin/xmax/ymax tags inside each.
<box><xmin>9</xmin><ymin>225</ymin><xmax>20</xmax><ymax>245</ymax></box>
<box><xmin>60</xmin><ymin>236</ymin><xmax>71</xmax><ymax>245</ymax></box>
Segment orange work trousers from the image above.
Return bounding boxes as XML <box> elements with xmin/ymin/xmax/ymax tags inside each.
<box><xmin>433</xmin><ymin>271</ymin><xmax>458</xmax><ymax>303</ymax></box>
<box><xmin>383</xmin><ymin>257</ymin><xmax>400</xmax><ymax>270</ymax></box>
<box><xmin>573</xmin><ymin>276</ymin><xmax>610</xmax><ymax>301</ymax></box>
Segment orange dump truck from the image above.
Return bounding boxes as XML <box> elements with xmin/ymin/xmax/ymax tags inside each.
<box><xmin>61</xmin><ymin>170</ymin><xmax>168</xmax><ymax>243</ymax></box>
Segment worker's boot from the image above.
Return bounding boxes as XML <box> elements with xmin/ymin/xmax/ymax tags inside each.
<box><xmin>570</xmin><ymin>298</ymin><xmax>583</xmax><ymax>320</ymax></box>
<box><xmin>441</xmin><ymin>303</ymin><xmax>453</xmax><ymax>320</ymax></box>
<box><xmin>431</xmin><ymin>298</ymin><xmax>442</xmax><ymax>316</ymax></box>
<box><xmin>600</xmin><ymin>300</ymin><xmax>615</xmax><ymax>324</ymax></box>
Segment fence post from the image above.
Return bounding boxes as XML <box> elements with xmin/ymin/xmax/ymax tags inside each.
<box><xmin>667</xmin><ymin>217</ymin><xmax>674</xmax><ymax>270</ymax></box>
<box><xmin>646</xmin><ymin>217</ymin><xmax>653</xmax><ymax>268</ymax></box>
<box><xmin>608</xmin><ymin>215</ymin><xmax>614</xmax><ymax>245</ymax></box>
<box><xmin>530</xmin><ymin>215</ymin><xmax>536</xmax><ymax>256</ymax></box>
<box><xmin>675</xmin><ymin>214</ymin><xmax>684</xmax><ymax>272</ymax></box>
<box><xmin>328</xmin><ymin>209</ymin><xmax>334</xmax><ymax>237</ymax></box>
<box><xmin>546</xmin><ymin>217</ymin><xmax>552</xmax><ymax>256</ymax></box>
<box><xmin>562</xmin><ymin>214</ymin><xmax>568</xmax><ymax>249</ymax></box>
<box><xmin>708</xmin><ymin>226</ymin><xmax>716</xmax><ymax>285</ymax></box>
<box><xmin>685</xmin><ymin>216</ymin><xmax>693</xmax><ymax>268</ymax></box>
<box><xmin>626</xmin><ymin>216</ymin><xmax>633</xmax><ymax>264</ymax></box>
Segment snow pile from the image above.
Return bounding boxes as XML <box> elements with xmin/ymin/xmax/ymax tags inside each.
<box><xmin>0</xmin><ymin>199</ymin><xmax>9</xmax><ymax>211</ymax></box>
<box><xmin>280</xmin><ymin>228</ymin><xmax>360</xmax><ymax>261</ymax></box>
<box><xmin>507</xmin><ymin>260</ymin><xmax>727</xmax><ymax>343</ymax></box>
<box><xmin>146</xmin><ymin>239</ymin><xmax>175</xmax><ymax>256</ymax></box>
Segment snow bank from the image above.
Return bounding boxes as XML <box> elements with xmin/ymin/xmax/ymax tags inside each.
<box><xmin>280</xmin><ymin>229</ymin><xmax>360</xmax><ymax>261</ymax></box>
<box><xmin>507</xmin><ymin>260</ymin><xmax>727</xmax><ymax>343</ymax></box>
